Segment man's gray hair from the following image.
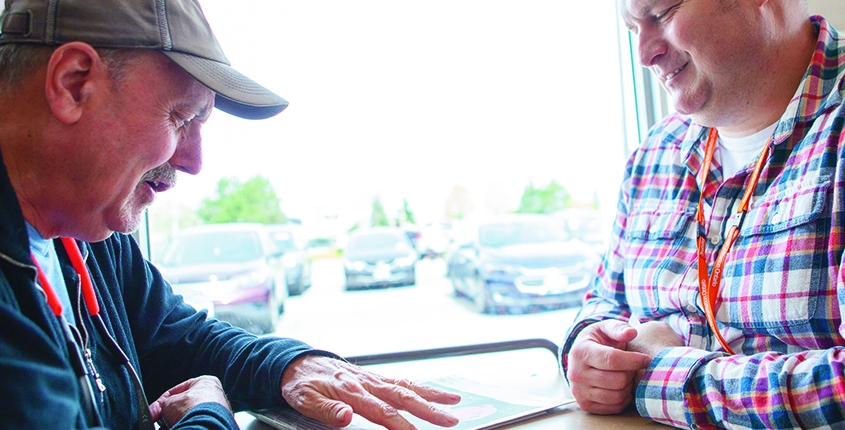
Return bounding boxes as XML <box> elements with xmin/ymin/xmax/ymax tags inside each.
<box><xmin>0</xmin><ymin>44</ymin><xmax>142</xmax><ymax>96</ymax></box>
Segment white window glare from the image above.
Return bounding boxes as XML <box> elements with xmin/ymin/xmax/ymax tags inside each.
<box><xmin>146</xmin><ymin>0</ymin><xmax>630</xmax><ymax>355</ymax></box>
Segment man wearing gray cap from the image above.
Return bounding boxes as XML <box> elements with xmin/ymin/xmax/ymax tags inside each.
<box><xmin>0</xmin><ymin>0</ymin><xmax>461</xmax><ymax>429</ymax></box>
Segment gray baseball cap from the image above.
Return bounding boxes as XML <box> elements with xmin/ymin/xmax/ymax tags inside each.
<box><xmin>0</xmin><ymin>0</ymin><xmax>288</xmax><ymax>120</ymax></box>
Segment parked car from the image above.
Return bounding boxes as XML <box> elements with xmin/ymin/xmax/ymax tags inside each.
<box><xmin>157</xmin><ymin>223</ymin><xmax>288</xmax><ymax>335</ymax></box>
<box><xmin>265</xmin><ymin>224</ymin><xmax>313</xmax><ymax>296</ymax></box>
<box><xmin>343</xmin><ymin>226</ymin><xmax>417</xmax><ymax>290</ymax></box>
<box><xmin>447</xmin><ymin>214</ymin><xmax>598</xmax><ymax>314</ymax></box>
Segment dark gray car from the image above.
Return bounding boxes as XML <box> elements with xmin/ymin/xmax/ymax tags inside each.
<box><xmin>265</xmin><ymin>224</ymin><xmax>313</xmax><ymax>296</ymax></box>
<box><xmin>343</xmin><ymin>227</ymin><xmax>417</xmax><ymax>290</ymax></box>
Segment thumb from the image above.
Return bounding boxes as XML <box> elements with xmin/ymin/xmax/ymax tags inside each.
<box><xmin>604</xmin><ymin>320</ymin><xmax>639</xmax><ymax>343</ymax></box>
<box><xmin>149</xmin><ymin>401</ymin><xmax>162</xmax><ymax>423</ymax></box>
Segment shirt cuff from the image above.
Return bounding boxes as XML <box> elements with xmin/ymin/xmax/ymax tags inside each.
<box><xmin>635</xmin><ymin>346</ymin><xmax>725</xmax><ymax>428</ymax></box>
<box><xmin>172</xmin><ymin>401</ymin><xmax>239</xmax><ymax>429</ymax></box>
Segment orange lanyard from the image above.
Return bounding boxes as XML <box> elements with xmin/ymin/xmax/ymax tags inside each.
<box><xmin>31</xmin><ymin>237</ymin><xmax>100</xmax><ymax>318</ymax></box>
<box><xmin>30</xmin><ymin>237</ymin><xmax>156</xmax><ymax>429</ymax></box>
<box><xmin>695</xmin><ymin>128</ymin><xmax>770</xmax><ymax>355</ymax></box>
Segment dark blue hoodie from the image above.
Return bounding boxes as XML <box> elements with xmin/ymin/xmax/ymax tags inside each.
<box><xmin>0</xmin><ymin>151</ymin><xmax>334</xmax><ymax>429</ymax></box>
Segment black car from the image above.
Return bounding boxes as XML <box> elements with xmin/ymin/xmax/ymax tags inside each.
<box><xmin>265</xmin><ymin>224</ymin><xmax>313</xmax><ymax>296</ymax></box>
<box><xmin>343</xmin><ymin>227</ymin><xmax>417</xmax><ymax>290</ymax></box>
<box><xmin>447</xmin><ymin>214</ymin><xmax>598</xmax><ymax>314</ymax></box>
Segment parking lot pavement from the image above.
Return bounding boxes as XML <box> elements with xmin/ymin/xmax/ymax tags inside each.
<box><xmin>273</xmin><ymin>257</ymin><xmax>580</xmax><ymax>357</ymax></box>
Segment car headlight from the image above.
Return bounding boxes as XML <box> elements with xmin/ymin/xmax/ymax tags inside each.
<box><xmin>344</xmin><ymin>260</ymin><xmax>366</xmax><ymax>271</ymax></box>
<box><xmin>282</xmin><ymin>254</ymin><xmax>298</xmax><ymax>268</ymax></box>
<box><xmin>230</xmin><ymin>269</ymin><xmax>270</xmax><ymax>289</ymax></box>
<box><xmin>394</xmin><ymin>256</ymin><xmax>416</xmax><ymax>267</ymax></box>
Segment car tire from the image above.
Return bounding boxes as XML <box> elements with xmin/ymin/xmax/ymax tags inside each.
<box><xmin>258</xmin><ymin>284</ymin><xmax>283</xmax><ymax>335</ymax></box>
<box><xmin>450</xmin><ymin>275</ymin><xmax>465</xmax><ymax>298</ymax></box>
<box><xmin>471</xmin><ymin>274</ymin><xmax>491</xmax><ymax>314</ymax></box>
<box><xmin>288</xmin><ymin>281</ymin><xmax>302</xmax><ymax>296</ymax></box>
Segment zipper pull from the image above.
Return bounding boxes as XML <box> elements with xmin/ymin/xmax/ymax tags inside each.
<box><xmin>84</xmin><ymin>347</ymin><xmax>106</xmax><ymax>392</ymax></box>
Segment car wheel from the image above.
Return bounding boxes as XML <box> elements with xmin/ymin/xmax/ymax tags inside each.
<box><xmin>344</xmin><ymin>271</ymin><xmax>357</xmax><ymax>291</ymax></box>
<box><xmin>259</xmin><ymin>284</ymin><xmax>282</xmax><ymax>335</ymax></box>
<box><xmin>450</xmin><ymin>274</ymin><xmax>465</xmax><ymax>298</ymax></box>
<box><xmin>273</xmin><ymin>281</ymin><xmax>287</xmax><ymax>314</ymax></box>
<box><xmin>471</xmin><ymin>274</ymin><xmax>491</xmax><ymax>314</ymax></box>
<box><xmin>288</xmin><ymin>281</ymin><xmax>302</xmax><ymax>296</ymax></box>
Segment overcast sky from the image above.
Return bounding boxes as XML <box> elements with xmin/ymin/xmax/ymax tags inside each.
<box><xmin>154</xmin><ymin>1</ymin><xmax>629</xmax><ymax>234</ymax></box>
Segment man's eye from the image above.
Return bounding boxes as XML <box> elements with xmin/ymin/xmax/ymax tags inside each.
<box><xmin>174</xmin><ymin>113</ymin><xmax>195</xmax><ymax>129</ymax></box>
<box><xmin>655</xmin><ymin>4</ymin><xmax>680</xmax><ymax>22</ymax></box>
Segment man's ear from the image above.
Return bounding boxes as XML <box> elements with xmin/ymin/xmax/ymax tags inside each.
<box><xmin>44</xmin><ymin>42</ymin><xmax>107</xmax><ymax>125</ymax></box>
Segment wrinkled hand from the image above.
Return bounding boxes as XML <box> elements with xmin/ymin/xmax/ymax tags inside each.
<box><xmin>567</xmin><ymin>320</ymin><xmax>652</xmax><ymax>415</ymax></box>
<box><xmin>627</xmin><ymin>321</ymin><xmax>684</xmax><ymax>385</ymax></box>
<box><xmin>149</xmin><ymin>375</ymin><xmax>232</xmax><ymax>428</ymax></box>
<box><xmin>281</xmin><ymin>355</ymin><xmax>461</xmax><ymax>430</ymax></box>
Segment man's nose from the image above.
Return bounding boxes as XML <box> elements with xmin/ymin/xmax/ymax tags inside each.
<box><xmin>636</xmin><ymin>25</ymin><xmax>668</xmax><ymax>68</ymax></box>
<box><xmin>169</xmin><ymin>124</ymin><xmax>203</xmax><ymax>175</ymax></box>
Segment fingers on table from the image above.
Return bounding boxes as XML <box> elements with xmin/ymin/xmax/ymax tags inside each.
<box><xmin>392</xmin><ymin>378</ymin><xmax>461</xmax><ymax>405</ymax></box>
<box><xmin>371</xmin><ymin>379</ymin><xmax>459</xmax><ymax>427</ymax></box>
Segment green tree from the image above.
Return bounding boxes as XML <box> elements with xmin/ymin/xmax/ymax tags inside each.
<box><xmin>371</xmin><ymin>196</ymin><xmax>389</xmax><ymax>227</ymax></box>
<box><xmin>197</xmin><ymin>176</ymin><xmax>287</xmax><ymax>224</ymax></box>
<box><xmin>401</xmin><ymin>198</ymin><xmax>416</xmax><ymax>224</ymax></box>
<box><xmin>516</xmin><ymin>180</ymin><xmax>571</xmax><ymax>214</ymax></box>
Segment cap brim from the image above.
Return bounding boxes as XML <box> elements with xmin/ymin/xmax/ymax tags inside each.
<box><xmin>163</xmin><ymin>51</ymin><xmax>288</xmax><ymax>120</ymax></box>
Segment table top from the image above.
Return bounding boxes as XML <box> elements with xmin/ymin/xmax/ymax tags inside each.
<box><xmin>236</xmin><ymin>404</ymin><xmax>665</xmax><ymax>430</ymax></box>
<box><xmin>234</xmin><ymin>340</ymin><xmax>667</xmax><ymax>429</ymax></box>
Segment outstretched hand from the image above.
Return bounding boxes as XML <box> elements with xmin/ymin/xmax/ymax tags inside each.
<box><xmin>281</xmin><ymin>355</ymin><xmax>461</xmax><ymax>430</ymax></box>
<box><xmin>566</xmin><ymin>320</ymin><xmax>652</xmax><ymax>415</ymax></box>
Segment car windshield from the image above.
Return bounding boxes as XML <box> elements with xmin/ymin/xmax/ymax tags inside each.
<box><xmin>478</xmin><ymin>220</ymin><xmax>567</xmax><ymax>248</ymax></box>
<box><xmin>161</xmin><ymin>231</ymin><xmax>263</xmax><ymax>266</ymax></box>
<box><xmin>269</xmin><ymin>231</ymin><xmax>297</xmax><ymax>252</ymax></box>
<box><xmin>348</xmin><ymin>233</ymin><xmax>408</xmax><ymax>251</ymax></box>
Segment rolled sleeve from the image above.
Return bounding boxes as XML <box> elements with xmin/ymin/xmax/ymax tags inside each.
<box><xmin>636</xmin><ymin>347</ymin><xmax>726</xmax><ymax>428</ymax></box>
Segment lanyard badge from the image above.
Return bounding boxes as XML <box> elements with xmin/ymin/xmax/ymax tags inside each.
<box><xmin>694</xmin><ymin>128</ymin><xmax>771</xmax><ymax>355</ymax></box>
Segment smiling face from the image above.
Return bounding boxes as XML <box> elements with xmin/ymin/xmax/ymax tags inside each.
<box><xmin>73</xmin><ymin>51</ymin><xmax>214</xmax><ymax>239</ymax></box>
<box><xmin>620</xmin><ymin>0</ymin><xmax>768</xmax><ymax>127</ymax></box>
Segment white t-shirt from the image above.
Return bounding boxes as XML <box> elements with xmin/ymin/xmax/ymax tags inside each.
<box><xmin>716</xmin><ymin>122</ymin><xmax>777</xmax><ymax>179</ymax></box>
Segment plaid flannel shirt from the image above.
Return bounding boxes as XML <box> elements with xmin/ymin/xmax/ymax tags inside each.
<box><xmin>562</xmin><ymin>16</ymin><xmax>845</xmax><ymax>429</ymax></box>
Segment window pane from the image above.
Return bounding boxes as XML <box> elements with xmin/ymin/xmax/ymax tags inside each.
<box><xmin>148</xmin><ymin>0</ymin><xmax>629</xmax><ymax>355</ymax></box>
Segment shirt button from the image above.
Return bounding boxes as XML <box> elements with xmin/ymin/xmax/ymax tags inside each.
<box><xmin>709</xmin><ymin>234</ymin><xmax>721</xmax><ymax>245</ymax></box>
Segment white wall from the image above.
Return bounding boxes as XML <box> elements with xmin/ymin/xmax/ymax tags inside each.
<box><xmin>808</xmin><ymin>0</ymin><xmax>845</xmax><ymax>29</ymax></box>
